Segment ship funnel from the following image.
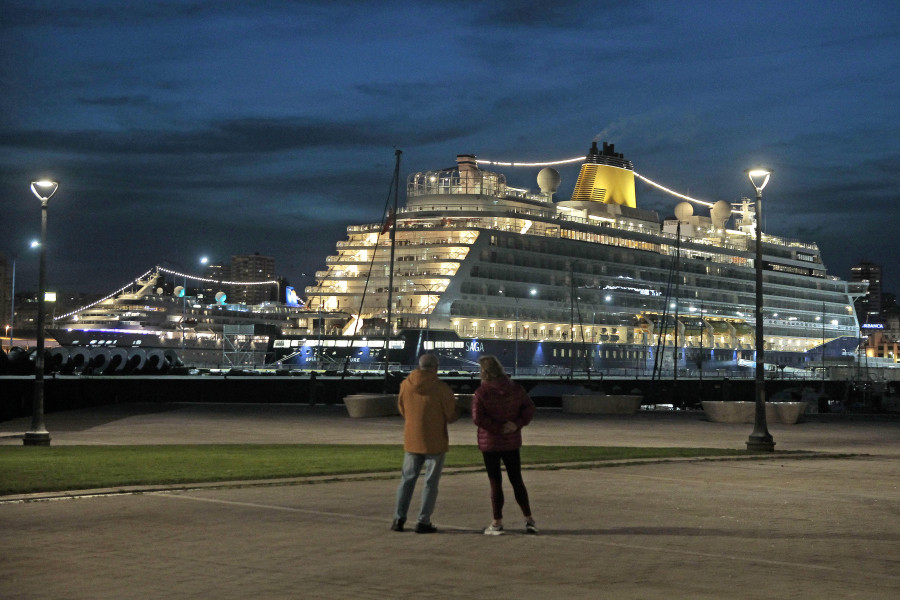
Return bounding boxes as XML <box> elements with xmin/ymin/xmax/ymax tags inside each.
<box><xmin>456</xmin><ymin>154</ymin><xmax>479</xmax><ymax>174</ymax></box>
<box><xmin>570</xmin><ymin>141</ymin><xmax>636</xmax><ymax>207</ymax></box>
<box><xmin>456</xmin><ymin>154</ymin><xmax>482</xmax><ymax>194</ymax></box>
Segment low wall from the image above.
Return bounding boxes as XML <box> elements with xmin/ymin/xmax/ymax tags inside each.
<box><xmin>561</xmin><ymin>394</ymin><xmax>642</xmax><ymax>414</ymax></box>
<box><xmin>701</xmin><ymin>401</ymin><xmax>807</xmax><ymax>425</ymax></box>
<box><xmin>883</xmin><ymin>396</ymin><xmax>900</xmax><ymax>413</ymax></box>
<box><xmin>343</xmin><ymin>393</ymin><xmax>475</xmax><ymax>418</ymax></box>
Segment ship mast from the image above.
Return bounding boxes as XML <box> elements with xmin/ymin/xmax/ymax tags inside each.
<box><xmin>673</xmin><ymin>221</ymin><xmax>681</xmax><ymax>404</ymax></box>
<box><xmin>384</xmin><ymin>149</ymin><xmax>402</xmax><ymax>391</ymax></box>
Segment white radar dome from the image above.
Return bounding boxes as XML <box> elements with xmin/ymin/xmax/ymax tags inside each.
<box><xmin>537</xmin><ymin>167</ymin><xmax>561</xmax><ymax>194</ymax></box>
<box><xmin>711</xmin><ymin>200</ymin><xmax>732</xmax><ymax>228</ymax></box>
<box><xmin>674</xmin><ymin>202</ymin><xmax>693</xmax><ymax>221</ymax></box>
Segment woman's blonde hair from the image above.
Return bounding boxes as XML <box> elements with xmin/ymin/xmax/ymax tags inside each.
<box><xmin>478</xmin><ymin>354</ymin><xmax>506</xmax><ymax>382</ymax></box>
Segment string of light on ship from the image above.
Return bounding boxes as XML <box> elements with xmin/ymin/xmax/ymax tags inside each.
<box><xmin>58</xmin><ymin>162</ymin><xmax>729</xmax><ymax>321</ymax></box>
<box><xmin>55</xmin><ymin>266</ymin><xmax>278</xmax><ymax>321</ymax></box>
<box><xmin>475</xmin><ymin>156</ymin><xmax>734</xmax><ymax>212</ymax></box>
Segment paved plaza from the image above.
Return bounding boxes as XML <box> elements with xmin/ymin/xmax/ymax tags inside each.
<box><xmin>1</xmin><ymin>403</ymin><xmax>899</xmax><ymax>599</ymax></box>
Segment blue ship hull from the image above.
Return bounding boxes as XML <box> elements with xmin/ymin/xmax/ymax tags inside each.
<box><xmin>269</xmin><ymin>329</ymin><xmax>861</xmax><ymax>375</ymax></box>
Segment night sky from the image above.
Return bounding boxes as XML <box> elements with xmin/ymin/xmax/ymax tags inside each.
<box><xmin>2</xmin><ymin>1</ymin><xmax>898</xmax><ymax>299</ymax></box>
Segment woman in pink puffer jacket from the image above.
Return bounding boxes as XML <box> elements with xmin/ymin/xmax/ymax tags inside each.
<box><xmin>471</xmin><ymin>354</ymin><xmax>538</xmax><ymax>535</ymax></box>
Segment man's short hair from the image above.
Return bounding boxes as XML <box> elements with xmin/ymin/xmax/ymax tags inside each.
<box><xmin>418</xmin><ymin>353</ymin><xmax>439</xmax><ymax>370</ymax></box>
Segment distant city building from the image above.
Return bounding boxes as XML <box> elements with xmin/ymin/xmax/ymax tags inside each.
<box><xmin>196</xmin><ymin>255</ymin><xmax>280</xmax><ymax>304</ymax></box>
<box><xmin>883</xmin><ymin>292</ymin><xmax>897</xmax><ymax>315</ymax></box>
<box><xmin>854</xmin><ymin>264</ymin><xmax>897</xmax><ymax>363</ymax></box>
<box><xmin>863</xmin><ymin>311</ymin><xmax>899</xmax><ymax>364</ymax></box>
<box><xmin>229</xmin><ymin>253</ymin><xmax>277</xmax><ymax>304</ymax></box>
<box><xmin>851</xmin><ymin>261</ymin><xmax>882</xmax><ymax>323</ymax></box>
<box><xmin>200</xmin><ymin>261</ymin><xmax>230</xmax><ymax>301</ymax></box>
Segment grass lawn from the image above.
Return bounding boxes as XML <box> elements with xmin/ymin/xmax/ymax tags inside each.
<box><xmin>0</xmin><ymin>444</ymin><xmax>752</xmax><ymax>496</ymax></box>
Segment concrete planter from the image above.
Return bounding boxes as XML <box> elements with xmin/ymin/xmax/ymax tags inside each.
<box><xmin>343</xmin><ymin>393</ymin><xmax>399</xmax><ymax>418</ymax></box>
<box><xmin>561</xmin><ymin>394</ymin><xmax>642</xmax><ymax>415</ymax></box>
<box><xmin>345</xmin><ymin>393</ymin><xmax>473</xmax><ymax>418</ymax></box>
<box><xmin>701</xmin><ymin>401</ymin><xmax>807</xmax><ymax>425</ymax></box>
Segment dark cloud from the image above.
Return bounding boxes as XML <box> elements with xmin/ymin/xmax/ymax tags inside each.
<box><xmin>1</xmin><ymin>0</ymin><xmax>324</xmax><ymax>28</ymax></box>
<box><xmin>478</xmin><ymin>0</ymin><xmax>633</xmax><ymax>29</ymax></box>
<box><xmin>2</xmin><ymin>0</ymin><xmax>899</xmax><ymax>297</ymax></box>
<box><xmin>0</xmin><ymin>117</ymin><xmax>474</xmax><ymax>156</ymax></box>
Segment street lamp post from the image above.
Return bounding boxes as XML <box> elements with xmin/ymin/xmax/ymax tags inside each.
<box><xmin>514</xmin><ymin>297</ymin><xmax>519</xmax><ymax>377</ymax></box>
<box><xmin>745</xmin><ymin>168</ymin><xmax>775</xmax><ymax>452</ymax></box>
<box><xmin>499</xmin><ymin>288</ymin><xmax>519</xmax><ymax>376</ymax></box>
<box><xmin>24</xmin><ymin>180</ymin><xmax>59</xmax><ymax>447</ymax></box>
<box><xmin>180</xmin><ymin>275</ymin><xmax>186</xmax><ymax>354</ymax></box>
<box><xmin>5</xmin><ymin>243</ymin><xmax>37</xmax><ymax>351</ymax></box>
<box><xmin>7</xmin><ymin>254</ymin><xmax>16</xmax><ymax>351</ymax></box>
<box><xmin>570</xmin><ymin>264</ymin><xmax>575</xmax><ymax>379</ymax></box>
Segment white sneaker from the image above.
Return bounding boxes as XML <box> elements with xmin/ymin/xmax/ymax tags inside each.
<box><xmin>525</xmin><ymin>521</ymin><xmax>539</xmax><ymax>535</ymax></box>
<box><xmin>483</xmin><ymin>524</ymin><xmax>505</xmax><ymax>535</ymax></box>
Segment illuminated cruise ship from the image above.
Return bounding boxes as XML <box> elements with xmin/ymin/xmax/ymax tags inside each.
<box><xmin>272</xmin><ymin>142</ymin><xmax>865</xmax><ymax>375</ymax></box>
<box><xmin>48</xmin><ymin>267</ymin><xmax>305</xmax><ymax>372</ymax></box>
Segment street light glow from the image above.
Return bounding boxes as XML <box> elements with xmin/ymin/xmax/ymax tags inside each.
<box><xmin>30</xmin><ymin>180</ymin><xmax>59</xmax><ymax>201</ymax></box>
<box><xmin>746</xmin><ymin>168</ymin><xmax>772</xmax><ymax>192</ymax></box>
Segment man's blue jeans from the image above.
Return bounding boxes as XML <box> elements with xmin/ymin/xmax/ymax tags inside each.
<box><xmin>394</xmin><ymin>451</ymin><xmax>446</xmax><ymax>525</ymax></box>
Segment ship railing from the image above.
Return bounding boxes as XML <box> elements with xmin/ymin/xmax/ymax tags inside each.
<box><xmin>342</xmin><ymin>210</ymin><xmax>822</xmax><ymax>272</ymax></box>
<box><xmin>397</xmin><ymin>205</ymin><xmax>554</xmax><ymax>220</ymax></box>
<box><xmin>349</xmin><ymin>200</ymin><xmax>820</xmax><ymax>256</ymax></box>
<box><xmin>290</xmin><ymin>361</ymin><xmax>407</xmax><ymax>375</ymax></box>
<box><xmin>340</xmin><ymin>231</ymin><xmax>478</xmax><ymax>249</ymax></box>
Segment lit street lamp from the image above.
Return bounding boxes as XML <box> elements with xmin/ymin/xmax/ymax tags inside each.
<box><xmin>24</xmin><ymin>180</ymin><xmax>59</xmax><ymax>447</ymax></box>
<box><xmin>745</xmin><ymin>168</ymin><xmax>775</xmax><ymax>452</ymax></box>
<box><xmin>5</xmin><ymin>241</ymin><xmax>39</xmax><ymax>351</ymax></box>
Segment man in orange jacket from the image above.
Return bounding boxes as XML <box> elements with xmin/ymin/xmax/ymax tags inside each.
<box><xmin>391</xmin><ymin>353</ymin><xmax>459</xmax><ymax>533</ymax></box>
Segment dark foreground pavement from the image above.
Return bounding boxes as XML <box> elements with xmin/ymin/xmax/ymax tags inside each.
<box><xmin>1</xmin><ymin>403</ymin><xmax>899</xmax><ymax>599</ymax></box>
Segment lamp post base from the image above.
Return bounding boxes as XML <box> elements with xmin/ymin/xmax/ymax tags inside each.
<box><xmin>23</xmin><ymin>431</ymin><xmax>51</xmax><ymax>446</ymax></box>
<box><xmin>746</xmin><ymin>433</ymin><xmax>775</xmax><ymax>452</ymax></box>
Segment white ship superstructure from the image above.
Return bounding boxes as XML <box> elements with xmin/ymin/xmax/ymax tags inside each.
<box><xmin>49</xmin><ymin>268</ymin><xmax>305</xmax><ymax>372</ymax></box>
<box><xmin>283</xmin><ymin>142</ymin><xmax>864</xmax><ymax>374</ymax></box>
